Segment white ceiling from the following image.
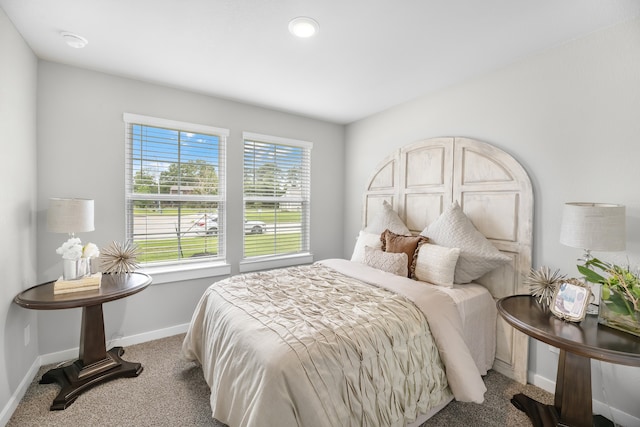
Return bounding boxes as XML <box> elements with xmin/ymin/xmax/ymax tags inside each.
<box><xmin>2</xmin><ymin>0</ymin><xmax>639</xmax><ymax>124</ymax></box>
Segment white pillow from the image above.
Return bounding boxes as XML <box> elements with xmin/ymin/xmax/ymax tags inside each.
<box><xmin>364</xmin><ymin>200</ymin><xmax>410</xmax><ymax>235</ymax></box>
<box><xmin>412</xmin><ymin>243</ymin><xmax>461</xmax><ymax>288</ymax></box>
<box><xmin>364</xmin><ymin>246</ymin><xmax>409</xmax><ymax>277</ymax></box>
<box><xmin>421</xmin><ymin>201</ymin><xmax>510</xmax><ymax>284</ymax></box>
<box><xmin>350</xmin><ymin>230</ymin><xmax>383</xmax><ymax>263</ymax></box>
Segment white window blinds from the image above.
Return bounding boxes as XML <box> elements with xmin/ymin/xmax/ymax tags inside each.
<box><xmin>124</xmin><ymin>113</ymin><xmax>228</xmax><ymax>267</ymax></box>
<box><xmin>242</xmin><ymin>132</ymin><xmax>312</xmax><ymax>261</ymax></box>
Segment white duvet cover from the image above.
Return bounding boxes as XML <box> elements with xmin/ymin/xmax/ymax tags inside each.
<box><xmin>182</xmin><ymin>259</ymin><xmax>492</xmax><ymax>427</ymax></box>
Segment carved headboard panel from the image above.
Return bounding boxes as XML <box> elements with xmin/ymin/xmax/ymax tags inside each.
<box><xmin>363</xmin><ymin>137</ymin><xmax>533</xmax><ymax>384</ymax></box>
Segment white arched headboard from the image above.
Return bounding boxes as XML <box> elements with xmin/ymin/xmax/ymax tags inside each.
<box><xmin>363</xmin><ymin>136</ymin><xmax>533</xmax><ymax>384</ymax></box>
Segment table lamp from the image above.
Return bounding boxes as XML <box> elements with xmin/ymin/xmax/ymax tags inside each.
<box><xmin>48</xmin><ymin>198</ymin><xmax>95</xmax><ymax>280</ymax></box>
<box><xmin>560</xmin><ymin>202</ymin><xmax>626</xmax><ymax>310</ymax></box>
<box><xmin>559</xmin><ymin>202</ymin><xmax>626</xmax><ymax>263</ymax></box>
<box><xmin>47</xmin><ymin>198</ymin><xmax>94</xmax><ymax>237</ymax></box>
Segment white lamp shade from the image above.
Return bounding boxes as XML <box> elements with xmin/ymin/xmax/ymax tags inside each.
<box><xmin>559</xmin><ymin>202</ymin><xmax>625</xmax><ymax>252</ymax></box>
<box><xmin>47</xmin><ymin>198</ymin><xmax>95</xmax><ymax>233</ymax></box>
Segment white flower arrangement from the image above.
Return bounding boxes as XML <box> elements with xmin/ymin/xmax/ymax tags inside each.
<box><xmin>56</xmin><ymin>237</ymin><xmax>83</xmax><ymax>260</ymax></box>
<box><xmin>56</xmin><ymin>239</ymin><xmax>100</xmax><ymax>261</ymax></box>
<box><xmin>82</xmin><ymin>242</ymin><xmax>100</xmax><ymax>259</ymax></box>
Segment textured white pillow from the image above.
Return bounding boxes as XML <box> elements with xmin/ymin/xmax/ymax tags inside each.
<box><xmin>421</xmin><ymin>201</ymin><xmax>510</xmax><ymax>284</ymax></box>
<box><xmin>350</xmin><ymin>230</ymin><xmax>383</xmax><ymax>263</ymax></box>
<box><xmin>364</xmin><ymin>246</ymin><xmax>409</xmax><ymax>277</ymax></box>
<box><xmin>412</xmin><ymin>243</ymin><xmax>461</xmax><ymax>288</ymax></box>
<box><xmin>364</xmin><ymin>200</ymin><xmax>410</xmax><ymax>235</ymax></box>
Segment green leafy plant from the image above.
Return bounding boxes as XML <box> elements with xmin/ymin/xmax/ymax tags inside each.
<box><xmin>578</xmin><ymin>258</ymin><xmax>640</xmax><ymax>316</ymax></box>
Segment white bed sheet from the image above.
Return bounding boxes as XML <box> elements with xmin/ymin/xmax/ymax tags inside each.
<box><xmin>436</xmin><ymin>283</ymin><xmax>497</xmax><ymax>375</ymax></box>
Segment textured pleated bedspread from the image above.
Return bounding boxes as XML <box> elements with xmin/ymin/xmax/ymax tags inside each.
<box><xmin>182</xmin><ymin>259</ymin><xmax>487</xmax><ymax>427</ymax></box>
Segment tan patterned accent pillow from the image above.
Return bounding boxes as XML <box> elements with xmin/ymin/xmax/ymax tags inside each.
<box><xmin>412</xmin><ymin>243</ymin><xmax>461</xmax><ymax>288</ymax></box>
<box><xmin>380</xmin><ymin>229</ymin><xmax>429</xmax><ymax>277</ymax></box>
<box><xmin>364</xmin><ymin>246</ymin><xmax>409</xmax><ymax>277</ymax></box>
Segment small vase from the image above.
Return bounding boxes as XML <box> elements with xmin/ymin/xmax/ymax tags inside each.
<box><xmin>62</xmin><ymin>258</ymin><xmax>89</xmax><ymax>280</ymax></box>
<box><xmin>598</xmin><ymin>288</ymin><xmax>640</xmax><ymax>337</ymax></box>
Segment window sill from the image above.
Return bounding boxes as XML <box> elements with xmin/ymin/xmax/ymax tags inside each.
<box><xmin>239</xmin><ymin>253</ymin><xmax>314</xmax><ymax>273</ymax></box>
<box><xmin>139</xmin><ymin>261</ymin><xmax>231</xmax><ymax>285</ymax></box>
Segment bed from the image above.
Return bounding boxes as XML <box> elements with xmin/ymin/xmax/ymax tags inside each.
<box><xmin>182</xmin><ymin>136</ymin><xmax>533</xmax><ymax>426</ymax></box>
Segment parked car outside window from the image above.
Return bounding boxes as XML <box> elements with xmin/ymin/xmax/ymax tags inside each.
<box><xmin>193</xmin><ymin>214</ymin><xmax>267</xmax><ymax>235</ymax></box>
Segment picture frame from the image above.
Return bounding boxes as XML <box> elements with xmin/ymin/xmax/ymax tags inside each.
<box><xmin>550</xmin><ymin>278</ymin><xmax>591</xmax><ymax>322</ymax></box>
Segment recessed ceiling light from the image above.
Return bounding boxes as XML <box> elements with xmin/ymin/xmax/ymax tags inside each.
<box><xmin>61</xmin><ymin>32</ymin><xmax>88</xmax><ymax>49</ymax></box>
<box><xmin>288</xmin><ymin>17</ymin><xmax>319</xmax><ymax>38</ymax></box>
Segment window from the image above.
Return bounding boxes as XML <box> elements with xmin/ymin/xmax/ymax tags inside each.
<box><xmin>124</xmin><ymin>113</ymin><xmax>228</xmax><ymax>271</ymax></box>
<box><xmin>242</xmin><ymin>132</ymin><xmax>312</xmax><ymax>271</ymax></box>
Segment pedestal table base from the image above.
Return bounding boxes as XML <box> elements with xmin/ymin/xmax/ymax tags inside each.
<box><xmin>40</xmin><ymin>346</ymin><xmax>143</xmax><ymax>410</ymax></box>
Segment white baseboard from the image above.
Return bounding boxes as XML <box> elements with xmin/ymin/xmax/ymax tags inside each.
<box><xmin>38</xmin><ymin>323</ymin><xmax>190</xmax><ymax>366</ymax></box>
<box><xmin>39</xmin><ymin>346</ymin><xmax>79</xmax><ymax>366</ymax></box>
<box><xmin>0</xmin><ymin>357</ymin><xmax>41</xmax><ymax>427</ymax></box>
<box><xmin>592</xmin><ymin>401</ymin><xmax>640</xmax><ymax>427</ymax></box>
<box><xmin>0</xmin><ymin>323</ymin><xmax>190</xmax><ymax>426</ymax></box>
<box><xmin>530</xmin><ymin>373</ymin><xmax>640</xmax><ymax>427</ymax></box>
<box><xmin>528</xmin><ymin>372</ymin><xmax>555</xmax><ymax>393</ymax></box>
<box><xmin>110</xmin><ymin>323</ymin><xmax>189</xmax><ymax>348</ymax></box>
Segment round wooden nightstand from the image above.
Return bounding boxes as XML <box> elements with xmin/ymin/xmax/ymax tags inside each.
<box><xmin>15</xmin><ymin>272</ymin><xmax>152</xmax><ymax>410</ymax></box>
<box><xmin>497</xmin><ymin>295</ymin><xmax>640</xmax><ymax>427</ymax></box>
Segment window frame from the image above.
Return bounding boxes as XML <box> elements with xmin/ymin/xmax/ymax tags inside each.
<box><xmin>240</xmin><ymin>131</ymin><xmax>313</xmax><ymax>273</ymax></box>
<box><xmin>123</xmin><ymin>113</ymin><xmax>230</xmax><ymax>282</ymax></box>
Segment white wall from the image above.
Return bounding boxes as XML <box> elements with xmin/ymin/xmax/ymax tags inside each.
<box><xmin>344</xmin><ymin>17</ymin><xmax>640</xmax><ymax>423</ymax></box>
<box><xmin>35</xmin><ymin>61</ymin><xmax>345</xmax><ymax>355</ymax></box>
<box><xmin>0</xmin><ymin>7</ymin><xmax>39</xmax><ymax>423</ymax></box>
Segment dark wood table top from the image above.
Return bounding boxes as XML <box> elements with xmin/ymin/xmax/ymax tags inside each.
<box><xmin>498</xmin><ymin>295</ymin><xmax>640</xmax><ymax>366</ymax></box>
<box><xmin>14</xmin><ymin>272</ymin><xmax>152</xmax><ymax>310</ymax></box>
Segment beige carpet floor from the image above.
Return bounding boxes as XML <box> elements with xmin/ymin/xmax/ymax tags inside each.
<box><xmin>8</xmin><ymin>334</ymin><xmax>552</xmax><ymax>426</ymax></box>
